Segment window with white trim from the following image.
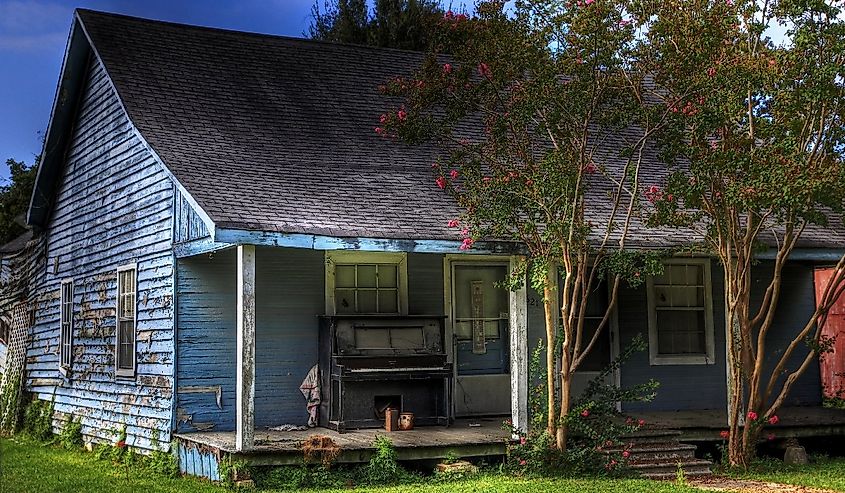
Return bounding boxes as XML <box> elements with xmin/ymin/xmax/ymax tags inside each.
<box><xmin>647</xmin><ymin>259</ymin><xmax>715</xmax><ymax>365</ymax></box>
<box><xmin>115</xmin><ymin>265</ymin><xmax>137</xmax><ymax>377</ymax></box>
<box><xmin>60</xmin><ymin>280</ymin><xmax>74</xmax><ymax>369</ymax></box>
<box><xmin>326</xmin><ymin>252</ymin><xmax>408</xmax><ymax>315</ymax></box>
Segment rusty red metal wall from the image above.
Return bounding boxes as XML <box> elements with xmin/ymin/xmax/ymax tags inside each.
<box><xmin>814</xmin><ymin>268</ymin><xmax>845</xmax><ymax>400</ymax></box>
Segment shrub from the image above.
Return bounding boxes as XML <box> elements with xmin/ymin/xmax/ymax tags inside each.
<box><xmin>506</xmin><ymin>335</ymin><xmax>659</xmax><ymax>477</ymax></box>
<box><xmin>58</xmin><ymin>415</ymin><xmax>83</xmax><ymax>450</ymax></box>
<box><xmin>22</xmin><ymin>398</ymin><xmax>54</xmax><ymax>442</ymax></box>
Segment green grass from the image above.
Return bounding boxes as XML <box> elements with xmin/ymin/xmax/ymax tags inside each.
<box><xmin>722</xmin><ymin>455</ymin><xmax>845</xmax><ymax>492</ymax></box>
<box><xmin>0</xmin><ymin>437</ymin><xmax>703</xmax><ymax>493</ymax></box>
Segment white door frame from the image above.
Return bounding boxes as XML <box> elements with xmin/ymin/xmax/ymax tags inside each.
<box><xmin>443</xmin><ymin>255</ymin><xmax>528</xmax><ymax>424</ymax></box>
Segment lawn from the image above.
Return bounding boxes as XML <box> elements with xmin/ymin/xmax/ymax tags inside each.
<box><xmin>6</xmin><ymin>437</ymin><xmax>845</xmax><ymax>493</ymax></box>
<box><xmin>0</xmin><ymin>437</ymin><xmax>706</xmax><ymax>493</ymax></box>
<box><xmin>723</xmin><ymin>456</ymin><xmax>845</xmax><ymax>492</ymax></box>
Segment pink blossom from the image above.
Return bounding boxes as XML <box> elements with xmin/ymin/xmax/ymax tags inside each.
<box><xmin>666</xmin><ymin>194</ymin><xmax>674</xmax><ymax>202</ymax></box>
<box><xmin>374</xmin><ymin>127</ymin><xmax>383</xmax><ymax>134</ymax></box>
<box><xmin>443</xmin><ymin>63</ymin><xmax>452</xmax><ymax>74</ymax></box>
<box><xmin>519</xmin><ymin>437</ymin><xmax>527</xmax><ymax>445</ymax></box>
<box><xmin>482</xmin><ymin>177</ymin><xmax>492</xmax><ymax>183</ymax></box>
<box><xmin>379</xmin><ymin>114</ymin><xmax>388</xmax><ymax>124</ymax></box>
<box><xmin>584</xmin><ymin>162</ymin><xmax>597</xmax><ymax>174</ymax></box>
<box><xmin>637</xmin><ymin>419</ymin><xmax>646</xmax><ymax>426</ymax></box>
<box><xmin>460</xmin><ymin>228</ymin><xmax>470</xmax><ymax>237</ymax></box>
<box><xmin>747</xmin><ymin>411</ymin><xmax>758</xmax><ymax>421</ymax></box>
<box><xmin>436</xmin><ymin>176</ymin><xmax>447</xmax><ymax>189</ymax></box>
<box><xmin>450</xmin><ymin>169</ymin><xmax>459</xmax><ymax>179</ymax></box>
<box><xmin>767</xmin><ymin>433</ymin><xmax>776</xmax><ymax>441</ymax></box>
<box><xmin>459</xmin><ymin>238</ymin><xmax>475</xmax><ymax>250</ymax></box>
<box><xmin>618</xmin><ymin>19</ymin><xmax>631</xmax><ymax>27</ymax></box>
<box><xmin>431</xmin><ymin>162</ymin><xmax>438</xmax><ymax>168</ymax></box>
<box><xmin>720</xmin><ymin>430</ymin><xmax>729</xmax><ymax>439</ymax></box>
<box><xmin>581</xmin><ymin>409</ymin><xmax>590</xmax><ymax>417</ymax></box>
<box><xmin>768</xmin><ymin>59</ymin><xmax>776</xmax><ymax>67</ymax></box>
<box><xmin>585</xmin><ymin>0</ymin><xmax>594</xmax><ymax>5</ymax></box>
<box><xmin>519</xmin><ymin>459</ymin><xmax>527</xmax><ymax>466</ymax></box>
<box><xmin>726</xmin><ymin>0</ymin><xmax>732</xmax><ymax>5</ymax></box>
<box><xmin>478</xmin><ymin>62</ymin><xmax>492</xmax><ymax>79</ymax></box>
<box><xmin>768</xmin><ymin>415</ymin><xmax>779</xmax><ymax>425</ymax></box>
<box><xmin>397</xmin><ymin>109</ymin><xmax>407</xmax><ymax>121</ymax></box>
<box><xmin>707</xmin><ymin>66</ymin><xmax>716</xmax><ymax>77</ymax></box>
<box><xmin>447</xmin><ymin>219</ymin><xmax>459</xmax><ymax>228</ymax></box>
<box><xmin>709</xmin><ymin>140</ymin><xmax>719</xmax><ymax>150</ymax></box>
<box><xmin>622</xmin><ymin>450</ymin><xmax>630</xmax><ymax>458</ymax></box>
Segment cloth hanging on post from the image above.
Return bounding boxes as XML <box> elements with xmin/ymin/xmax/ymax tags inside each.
<box><xmin>299</xmin><ymin>364</ymin><xmax>321</xmax><ymax>427</ymax></box>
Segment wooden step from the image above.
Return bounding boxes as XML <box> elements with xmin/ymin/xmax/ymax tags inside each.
<box><xmin>630</xmin><ymin>459</ymin><xmax>713</xmax><ymax>477</ymax></box>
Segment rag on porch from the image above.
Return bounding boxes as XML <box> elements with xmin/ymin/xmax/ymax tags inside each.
<box><xmin>299</xmin><ymin>365</ymin><xmax>321</xmax><ymax>427</ymax></box>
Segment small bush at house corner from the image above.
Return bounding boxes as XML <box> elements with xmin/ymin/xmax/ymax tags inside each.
<box><xmin>21</xmin><ymin>398</ymin><xmax>54</xmax><ymax>442</ymax></box>
<box><xmin>58</xmin><ymin>415</ymin><xmax>83</xmax><ymax>450</ymax></box>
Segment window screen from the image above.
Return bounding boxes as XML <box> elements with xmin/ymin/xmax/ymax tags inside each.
<box><xmin>116</xmin><ymin>267</ymin><xmax>136</xmax><ymax>375</ymax></box>
<box><xmin>652</xmin><ymin>263</ymin><xmax>707</xmax><ymax>355</ymax></box>
<box><xmin>60</xmin><ymin>280</ymin><xmax>73</xmax><ymax>369</ymax></box>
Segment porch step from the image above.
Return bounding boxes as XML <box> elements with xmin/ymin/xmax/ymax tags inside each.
<box><xmin>608</xmin><ymin>429</ymin><xmax>712</xmax><ymax>480</ymax></box>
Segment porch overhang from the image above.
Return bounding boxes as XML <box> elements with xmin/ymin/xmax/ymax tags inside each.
<box><xmin>174</xmin><ymin>228</ymin><xmax>527</xmax><ymax>258</ymax></box>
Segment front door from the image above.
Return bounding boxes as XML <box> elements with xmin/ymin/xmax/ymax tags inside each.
<box><xmin>571</xmin><ymin>278</ymin><xmax>617</xmax><ymax>399</ymax></box>
<box><xmin>449</xmin><ymin>262</ymin><xmax>511</xmax><ymax>416</ymax></box>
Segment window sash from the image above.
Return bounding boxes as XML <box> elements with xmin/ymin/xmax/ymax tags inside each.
<box><xmin>115</xmin><ymin>267</ymin><xmax>136</xmax><ymax>376</ymax></box>
<box><xmin>647</xmin><ymin>260</ymin><xmax>714</xmax><ymax>365</ymax></box>
<box><xmin>334</xmin><ymin>263</ymin><xmax>400</xmax><ymax>314</ymax></box>
<box><xmin>60</xmin><ymin>281</ymin><xmax>73</xmax><ymax>369</ymax></box>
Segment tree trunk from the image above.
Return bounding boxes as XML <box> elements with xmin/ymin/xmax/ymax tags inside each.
<box><xmin>556</xmin><ymin>368</ymin><xmax>572</xmax><ymax>451</ymax></box>
<box><xmin>542</xmin><ymin>275</ymin><xmax>557</xmax><ymax>440</ymax></box>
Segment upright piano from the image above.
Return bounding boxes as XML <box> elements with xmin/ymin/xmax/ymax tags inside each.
<box><xmin>318</xmin><ymin>315</ymin><xmax>452</xmax><ymax>432</ymax></box>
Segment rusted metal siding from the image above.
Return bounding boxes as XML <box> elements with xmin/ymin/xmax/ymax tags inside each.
<box><xmin>25</xmin><ymin>57</ymin><xmax>175</xmax><ymax>451</ymax></box>
<box><xmin>815</xmin><ymin>267</ymin><xmax>845</xmax><ymax>400</ymax></box>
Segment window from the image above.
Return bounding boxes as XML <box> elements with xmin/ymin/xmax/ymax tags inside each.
<box><xmin>115</xmin><ymin>265</ymin><xmax>137</xmax><ymax>377</ymax></box>
<box><xmin>60</xmin><ymin>280</ymin><xmax>73</xmax><ymax>369</ymax></box>
<box><xmin>452</xmin><ymin>263</ymin><xmax>510</xmax><ymax>375</ymax></box>
<box><xmin>326</xmin><ymin>252</ymin><xmax>408</xmax><ymax>315</ymax></box>
<box><xmin>647</xmin><ymin>259</ymin><xmax>715</xmax><ymax>365</ymax></box>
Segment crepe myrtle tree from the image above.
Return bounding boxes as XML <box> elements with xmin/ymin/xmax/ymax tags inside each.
<box><xmin>632</xmin><ymin>0</ymin><xmax>845</xmax><ymax>467</ymax></box>
<box><xmin>377</xmin><ymin>0</ymin><xmax>668</xmax><ymax>451</ymax></box>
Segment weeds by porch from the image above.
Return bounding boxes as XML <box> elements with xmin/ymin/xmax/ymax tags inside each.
<box><xmin>719</xmin><ymin>455</ymin><xmax>845</xmax><ymax>492</ymax></box>
<box><xmin>0</xmin><ymin>436</ymin><xmax>712</xmax><ymax>493</ymax></box>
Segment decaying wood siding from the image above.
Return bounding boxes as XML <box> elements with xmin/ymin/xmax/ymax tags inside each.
<box><xmin>26</xmin><ymin>57</ymin><xmax>175</xmax><ymax>451</ymax></box>
<box><xmin>173</xmin><ymin>190</ymin><xmax>209</xmax><ymax>244</ymax></box>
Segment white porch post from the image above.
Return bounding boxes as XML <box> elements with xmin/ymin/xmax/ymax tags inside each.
<box><xmin>236</xmin><ymin>244</ymin><xmax>256</xmax><ymax>451</ymax></box>
<box><xmin>509</xmin><ymin>256</ymin><xmax>529</xmax><ymax>435</ymax></box>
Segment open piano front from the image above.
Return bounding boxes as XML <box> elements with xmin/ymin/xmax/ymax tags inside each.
<box><xmin>318</xmin><ymin>315</ymin><xmax>453</xmax><ymax>432</ymax></box>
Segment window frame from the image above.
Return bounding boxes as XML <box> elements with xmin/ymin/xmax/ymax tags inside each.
<box><xmin>325</xmin><ymin>251</ymin><xmax>408</xmax><ymax>315</ymax></box>
<box><xmin>115</xmin><ymin>263</ymin><xmax>138</xmax><ymax>378</ymax></box>
<box><xmin>646</xmin><ymin>258</ymin><xmax>715</xmax><ymax>366</ymax></box>
<box><xmin>59</xmin><ymin>279</ymin><xmax>74</xmax><ymax>370</ymax></box>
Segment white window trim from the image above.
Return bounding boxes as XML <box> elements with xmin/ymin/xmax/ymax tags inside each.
<box><xmin>325</xmin><ymin>251</ymin><xmax>408</xmax><ymax>315</ymax></box>
<box><xmin>115</xmin><ymin>263</ymin><xmax>138</xmax><ymax>378</ymax></box>
<box><xmin>647</xmin><ymin>258</ymin><xmax>715</xmax><ymax>366</ymax></box>
<box><xmin>59</xmin><ymin>279</ymin><xmax>74</xmax><ymax>371</ymax></box>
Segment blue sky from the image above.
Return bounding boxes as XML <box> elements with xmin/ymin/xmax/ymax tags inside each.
<box><xmin>0</xmin><ymin>0</ymin><xmax>358</xmax><ymax>183</ymax></box>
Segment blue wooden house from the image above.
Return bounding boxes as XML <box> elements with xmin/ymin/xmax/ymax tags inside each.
<box><xmin>17</xmin><ymin>9</ymin><xmax>845</xmax><ymax>477</ymax></box>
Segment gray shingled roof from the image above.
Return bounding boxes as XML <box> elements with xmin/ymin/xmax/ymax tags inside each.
<box><xmin>75</xmin><ymin>10</ymin><xmax>844</xmax><ymax>249</ymax></box>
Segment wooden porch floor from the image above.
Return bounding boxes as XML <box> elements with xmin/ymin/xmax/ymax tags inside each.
<box><xmin>635</xmin><ymin>406</ymin><xmax>845</xmax><ymax>441</ymax></box>
<box><xmin>174</xmin><ymin>417</ymin><xmax>511</xmax><ymax>466</ymax></box>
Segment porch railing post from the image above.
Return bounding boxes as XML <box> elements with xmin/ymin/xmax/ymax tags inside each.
<box><xmin>509</xmin><ymin>256</ymin><xmax>529</xmax><ymax>436</ymax></box>
<box><xmin>236</xmin><ymin>244</ymin><xmax>256</xmax><ymax>451</ymax></box>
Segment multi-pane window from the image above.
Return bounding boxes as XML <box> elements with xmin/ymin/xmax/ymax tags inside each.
<box><xmin>647</xmin><ymin>260</ymin><xmax>714</xmax><ymax>365</ymax></box>
<box><xmin>116</xmin><ymin>266</ymin><xmax>137</xmax><ymax>377</ymax></box>
<box><xmin>334</xmin><ymin>263</ymin><xmax>399</xmax><ymax>314</ymax></box>
<box><xmin>60</xmin><ymin>280</ymin><xmax>74</xmax><ymax>369</ymax></box>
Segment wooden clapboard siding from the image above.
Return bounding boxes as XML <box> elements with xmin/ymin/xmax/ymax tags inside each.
<box><xmin>25</xmin><ymin>56</ymin><xmax>175</xmax><ymax>451</ymax></box>
<box><xmin>173</xmin><ymin>190</ymin><xmax>210</xmax><ymax>244</ymax></box>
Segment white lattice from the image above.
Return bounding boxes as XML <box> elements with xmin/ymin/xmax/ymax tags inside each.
<box><xmin>0</xmin><ymin>302</ymin><xmax>31</xmax><ymax>432</ymax></box>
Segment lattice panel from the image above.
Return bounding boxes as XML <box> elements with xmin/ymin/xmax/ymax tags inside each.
<box><xmin>0</xmin><ymin>302</ymin><xmax>31</xmax><ymax>432</ymax></box>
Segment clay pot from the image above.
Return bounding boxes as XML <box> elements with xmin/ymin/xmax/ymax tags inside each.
<box><xmin>384</xmin><ymin>408</ymin><xmax>399</xmax><ymax>432</ymax></box>
<box><xmin>398</xmin><ymin>412</ymin><xmax>415</xmax><ymax>431</ymax></box>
